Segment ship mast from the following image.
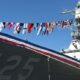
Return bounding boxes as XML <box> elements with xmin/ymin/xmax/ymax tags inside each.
<box><xmin>74</xmin><ymin>0</ymin><xmax>80</xmax><ymax>40</ymax></box>
<box><xmin>61</xmin><ymin>1</ymin><xmax>80</xmax><ymax>60</ymax></box>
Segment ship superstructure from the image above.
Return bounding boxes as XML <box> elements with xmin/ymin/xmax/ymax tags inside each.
<box><xmin>61</xmin><ymin>1</ymin><xmax>80</xmax><ymax>60</ymax></box>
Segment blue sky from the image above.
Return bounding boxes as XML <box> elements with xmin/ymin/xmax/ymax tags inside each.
<box><xmin>0</xmin><ymin>0</ymin><xmax>78</xmax><ymax>51</ymax></box>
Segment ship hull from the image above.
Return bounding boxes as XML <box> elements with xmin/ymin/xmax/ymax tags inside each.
<box><xmin>0</xmin><ymin>33</ymin><xmax>80</xmax><ymax>80</ymax></box>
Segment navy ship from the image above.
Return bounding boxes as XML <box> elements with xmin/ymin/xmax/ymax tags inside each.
<box><xmin>0</xmin><ymin>1</ymin><xmax>80</xmax><ymax>80</ymax></box>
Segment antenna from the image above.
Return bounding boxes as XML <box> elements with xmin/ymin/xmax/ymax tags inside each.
<box><xmin>61</xmin><ymin>0</ymin><xmax>80</xmax><ymax>39</ymax></box>
<box><xmin>62</xmin><ymin>9</ymin><xmax>74</xmax><ymax>14</ymax></box>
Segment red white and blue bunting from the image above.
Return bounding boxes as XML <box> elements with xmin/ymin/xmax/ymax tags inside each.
<box><xmin>0</xmin><ymin>19</ymin><xmax>73</xmax><ymax>36</ymax></box>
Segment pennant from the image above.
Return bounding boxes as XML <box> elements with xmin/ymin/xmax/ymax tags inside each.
<box><xmin>42</xmin><ymin>26</ymin><xmax>46</xmax><ymax>35</ymax></box>
<box><xmin>36</xmin><ymin>23</ymin><xmax>41</xmax><ymax>30</ymax></box>
<box><xmin>49</xmin><ymin>22</ymin><xmax>56</xmax><ymax>28</ymax></box>
<box><xmin>33</xmin><ymin>23</ymin><xmax>37</xmax><ymax>30</ymax></box>
<box><xmin>19</xmin><ymin>23</ymin><xmax>24</xmax><ymax>26</ymax></box>
<box><xmin>37</xmin><ymin>23</ymin><xmax>42</xmax><ymax>36</ymax></box>
<box><xmin>17</xmin><ymin>23</ymin><xmax>23</xmax><ymax>33</ymax></box>
<box><xmin>3</xmin><ymin>22</ymin><xmax>8</xmax><ymax>28</ymax></box>
<box><xmin>22</xmin><ymin>23</ymin><xmax>28</xmax><ymax>34</ymax></box>
<box><xmin>57</xmin><ymin>21</ymin><xmax>63</xmax><ymax>28</ymax></box>
<box><xmin>49</xmin><ymin>22</ymin><xmax>56</xmax><ymax>32</ymax></box>
<box><xmin>8</xmin><ymin>22</ymin><xmax>14</xmax><ymax>29</ymax></box>
<box><xmin>28</xmin><ymin>23</ymin><xmax>34</xmax><ymax>33</ymax></box>
<box><xmin>14</xmin><ymin>23</ymin><xmax>20</xmax><ymax>34</ymax></box>
<box><xmin>0</xmin><ymin>22</ymin><xmax>4</xmax><ymax>32</ymax></box>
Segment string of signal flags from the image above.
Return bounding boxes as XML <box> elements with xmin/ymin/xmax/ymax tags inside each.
<box><xmin>0</xmin><ymin>19</ymin><xmax>73</xmax><ymax>36</ymax></box>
